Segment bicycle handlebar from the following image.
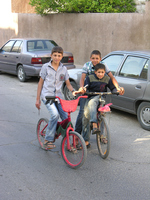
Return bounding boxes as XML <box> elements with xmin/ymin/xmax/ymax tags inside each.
<box><xmin>85</xmin><ymin>91</ymin><xmax>119</xmax><ymax>96</ymax></box>
<box><xmin>45</xmin><ymin>95</ymin><xmax>88</xmax><ymax>113</ymax></box>
<box><xmin>45</xmin><ymin>95</ymin><xmax>88</xmax><ymax>105</ymax></box>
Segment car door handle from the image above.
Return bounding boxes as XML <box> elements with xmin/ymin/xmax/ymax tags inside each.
<box><xmin>135</xmin><ymin>85</ymin><xmax>141</xmax><ymax>89</ymax></box>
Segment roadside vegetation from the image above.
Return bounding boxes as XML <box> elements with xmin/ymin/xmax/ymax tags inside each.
<box><xmin>29</xmin><ymin>0</ymin><xmax>136</xmax><ymax>16</ymax></box>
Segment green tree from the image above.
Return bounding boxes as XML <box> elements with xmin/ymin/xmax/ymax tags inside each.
<box><xmin>29</xmin><ymin>0</ymin><xmax>136</xmax><ymax>15</ymax></box>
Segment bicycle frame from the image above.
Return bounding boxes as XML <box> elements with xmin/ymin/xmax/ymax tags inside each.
<box><xmin>45</xmin><ymin>95</ymin><xmax>88</xmax><ymax>150</ymax></box>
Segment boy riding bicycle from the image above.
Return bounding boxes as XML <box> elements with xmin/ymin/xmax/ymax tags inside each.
<box><xmin>75</xmin><ymin>50</ymin><xmax>123</xmax><ymax>135</ymax></box>
<box><xmin>75</xmin><ymin>63</ymin><xmax>124</xmax><ymax>148</ymax></box>
<box><xmin>35</xmin><ymin>46</ymin><xmax>76</xmax><ymax>149</ymax></box>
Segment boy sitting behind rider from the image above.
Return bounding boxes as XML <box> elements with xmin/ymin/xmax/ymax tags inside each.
<box><xmin>75</xmin><ymin>50</ymin><xmax>123</xmax><ymax>135</ymax></box>
<box><xmin>75</xmin><ymin>63</ymin><xmax>124</xmax><ymax>148</ymax></box>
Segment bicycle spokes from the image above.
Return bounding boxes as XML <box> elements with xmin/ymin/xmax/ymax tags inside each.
<box><xmin>61</xmin><ymin>131</ymin><xmax>87</xmax><ymax>169</ymax></box>
<box><xmin>96</xmin><ymin>117</ymin><xmax>110</xmax><ymax>159</ymax></box>
<box><xmin>37</xmin><ymin>118</ymin><xmax>48</xmax><ymax>149</ymax></box>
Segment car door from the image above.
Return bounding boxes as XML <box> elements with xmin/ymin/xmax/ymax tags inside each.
<box><xmin>112</xmin><ymin>56</ymin><xmax>148</xmax><ymax>113</ymax></box>
<box><xmin>0</xmin><ymin>40</ymin><xmax>15</xmax><ymax>72</ymax></box>
<box><xmin>8</xmin><ymin>40</ymin><xmax>23</xmax><ymax>73</ymax></box>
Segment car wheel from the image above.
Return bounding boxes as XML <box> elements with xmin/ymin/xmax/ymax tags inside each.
<box><xmin>17</xmin><ymin>65</ymin><xmax>26</xmax><ymax>82</ymax></box>
<box><xmin>137</xmin><ymin>102</ymin><xmax>150</xmax><ymax>131</ymax></box>
<box><xmin>64</xmin><ymin>81</ymin><xmax>79</xmax><ymax>100</ymax></box>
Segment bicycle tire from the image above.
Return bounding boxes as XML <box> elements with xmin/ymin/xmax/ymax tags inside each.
<box><xmin>36</xmin><ymin>118</ymin><xmax>49</xmax><ymax>149</ymax></box>
<box><xmin>61</xmin><ymin>131</ymin><xmax>87</xmax><ymax>169</ymax></box>
<box><xmin>96</xmin><ymin>116</ymin><xmax>110</xmax><ymax>159</ymax></box>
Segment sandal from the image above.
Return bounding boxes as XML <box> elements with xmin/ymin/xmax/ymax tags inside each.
<box><xmin>92</xmin><ymin>128</ymin><xmax>100</xmax><ymax>135</ymax></box>
<box><xmin>101</xmin><ymin>135</ymin><xmax>108</xmax><ymax>144</ymax></box>
<box><xmin>76</xmin><ymin>143</ymin><xmax>83</xmax><ymax>150</ymax></box>
<box><xmin>43</xmin><ymin>141</ymin><xmax>56</xmax><ymax>149</ymax></box>
<box><xmin>75</xmin><ymin>142</ymin><xmax>91</xmax><ymax>149</ymax></box>
<box><xmin>86</xmin><ymin>143</ymin><xmax>91</xmax><ymax>149</ymax></box>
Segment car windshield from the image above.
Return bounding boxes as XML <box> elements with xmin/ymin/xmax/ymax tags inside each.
<box><xmin>27</xmin><ymin>40</ymin><xmax>58</xmax><ymax>52</ymax></box>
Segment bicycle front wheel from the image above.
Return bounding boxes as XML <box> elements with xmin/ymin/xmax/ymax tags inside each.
<box><xmin>36</xmin><ymin>118</ymin><xmax>48</xmax><ymax>149</ymax></box>
<box><xmin>96</xmin><ymin>116</ymin><xmax>110</xmax><ymax>159</ymax></box>
<box><xmin>61</xmin><ymin>131</ymin><xmax>87</xmax><ymax>169</ymax></box>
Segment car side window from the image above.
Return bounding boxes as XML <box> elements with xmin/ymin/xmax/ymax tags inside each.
<box><xmin>102</xmin><ymin>55</ymin><xmax>124</xmax><ymax>75</ymax></box>
<box><xmin>139</xmin><ymin>61</ymin><xmax>148</xmax><ymax>80</ymax></box>
<box><xmin>11</xmin><ymin>41</ymin><xmax>23</xmax><ymax>53</ymax></box>
<box><xmin>2</xmin><ymin>41</ymin><xmax>15</xmax><ymax>52</ymax></box>
<box><xmin>119</xmin><ymin>56</ymin><xmax>148</xmax><ymax>80</ymax></box>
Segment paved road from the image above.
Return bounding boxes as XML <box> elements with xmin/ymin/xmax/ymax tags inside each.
<box><xmin>0</xmin><ymin>74</ymin><xmax>150</xmax><ymax>200</ymax></box>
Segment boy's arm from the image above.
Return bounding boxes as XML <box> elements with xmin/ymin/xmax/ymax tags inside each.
<box><xmin>108</xmin><ymin>71</ymin><xmax>124</xmax><ymax>95</ymax></box>
<box><xmin>107</xmin><ymin>71</ymin><xmax>119</xmax><ymax>89</ymax></box>
<box><xmin>80</xmin><ymin>73</ymin><xmax>86</xmax><ymax>87</ymax></box>
<box><xmin>108</xmin><ymin>78</ymin><xmax>124</xmax><ymax>95</ymax></box>
<box><xmin>78</xmin><ymin>73</ymin><xmax>87</xmax><ymax>94</ymax></box>
<box><xmin>65</xmin><ymin>79</ymin><xmax>77</xmax><ymax>96</ymax></box>
<box><xmin>76</xmin><ymin>76</ymin><xmax>90</xmax><ymax>94</ymax></box>
<box><xmin>35</xmin><ymin>77</ymin><xmax>44</xmax><ymax>110</ymax></box>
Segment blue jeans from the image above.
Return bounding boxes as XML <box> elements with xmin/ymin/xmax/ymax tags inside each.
<box><xmin>75</xmin><ymin>98</ymin><xmax>86</xmax><ymax>134</ymax></box>
<box><xmin>82</xmin><ymin>96</ymin><xmax>99</xmax><ymax>142</ymax></box>
<box><xmin>42</xmin><ymin>100</ymin><xmax>67</xmax><ymax>142</ymax></box>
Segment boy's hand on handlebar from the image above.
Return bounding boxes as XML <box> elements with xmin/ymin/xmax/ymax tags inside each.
<box><xmin>78</xmin><ymin>87</ymin><xmax>87</xmax><ymax>94</ymax></box>
<box><xmin>79</xmin><ymin>87</ymin><xmax>86</xmax><ymax>94</ymax></box>
<box><xmin>35</xmin><ymin>99</ymin><xmax>41</xmax><ymax>110</ymax></box>
<box><xmin>72</xmin><ymin>87</ymin><xmax>86</xmax><ymax>96</ymax></box>
<box><xmin>72</xmin><ymin>85</ymin><xmax>88</xmax><ymax>96</ymax></box>
<box><xmin>117</xmin><ymin>87</ymin><xmax>125</xmax><ymax>95</ymax></box>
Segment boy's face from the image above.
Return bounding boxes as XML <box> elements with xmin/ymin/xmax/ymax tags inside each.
<box><xmin>95</xmin><ymin>68</ymin><xmax>105</xmax><ymax>79</ymax></box>
<box><xmin>51</xmin><ymin>52</ymin><xmax>63</xmax><ymax>65</ymax></box>
<box><xmin>90</xmin><ymin>54</ymin><xmax>101</xmax><ymax>66</ymax></box>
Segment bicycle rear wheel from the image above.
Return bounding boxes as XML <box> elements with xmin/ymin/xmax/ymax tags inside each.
<box><xmin>96</xmin><ymin>116</ymin><xmax>110</xmax><ymax>159</ymax></box>
<box><xmin>36</xmin><ymin>118</ymin><xmax>48</xmax><ymax>149</ymax></box>
<box><xmin>61</xmin><ymin>131</ymin><xmax>87</xmax><ymax>169</ymax></box>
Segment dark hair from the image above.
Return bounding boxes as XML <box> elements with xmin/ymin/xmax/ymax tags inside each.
<box><xmin>94</xmin><ymin>63</ymin><xmax>105</xmax><ymax>71</ymax></box>
<box><xmin>51</xmin><ymin>46</ymin><xmax>63</xmax><ymax>55</ymax></box>
<box><xmin>90</xmin><ymin>50</ymin><xmax>101</xmax><ymax>58</ymax></box>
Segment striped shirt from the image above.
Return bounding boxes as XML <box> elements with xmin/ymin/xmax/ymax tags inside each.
<box><xmin>84</xmin><ymin>73</ymin><xmax>117</xmax><ymax>95</ymax></box>
<box><xmin>82</xmin><ymin>61</ymin><xmax>110</xmax><ymax>76</ymax></box>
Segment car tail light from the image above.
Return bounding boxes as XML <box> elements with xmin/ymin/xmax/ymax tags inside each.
<box><xmin>31</xmin><ymin>57</ymin><xmax>42</xmax><ymax>64</ymax></box>
<box><xmin>68</xmin><ymin>56</ymin><xmax>74</xmax><ymax>63</ymax></box>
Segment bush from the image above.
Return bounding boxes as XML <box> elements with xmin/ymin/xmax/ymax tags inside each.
<box><xmin>29</xmin><ymin>0</ymin><xmax>136</xmax><ymax>15</ymax></box>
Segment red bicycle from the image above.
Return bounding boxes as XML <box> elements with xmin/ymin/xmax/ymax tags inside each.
<box><xmin>36</xmin><ymin>96</ymin><xmax>87</xmax><ymax>169</ymax></box>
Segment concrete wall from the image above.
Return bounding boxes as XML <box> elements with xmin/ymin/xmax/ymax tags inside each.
<box><xmin>1</xmin><ymin>0</ymin><xmax>150</xmax><ymax>65</ymax></box>
<box><xmin>11</xmin><ymin>0</ymin><xmax>35</xmax><ymax>14</ymax></box>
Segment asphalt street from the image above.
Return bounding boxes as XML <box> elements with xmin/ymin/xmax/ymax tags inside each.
<box><xmin>0</xmin><ymin>73</ymin><xmax>150</xmax><ymax>200</ymax></box>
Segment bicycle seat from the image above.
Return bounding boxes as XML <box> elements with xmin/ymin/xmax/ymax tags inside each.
<box><xmin>98</xmin><ymin>103</ymin><xmax>112</xmax><ymax>112</ymax></box>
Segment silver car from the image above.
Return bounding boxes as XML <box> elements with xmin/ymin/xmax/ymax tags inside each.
<box><xmin>63</xmin><ymin>51</ymin><xmax>150</xmax><ymax>131</ymax></box>
<box><xmin>0</xmin><ymin>38</ymin><xmax>75</xmax><ymax>82</ymax></box>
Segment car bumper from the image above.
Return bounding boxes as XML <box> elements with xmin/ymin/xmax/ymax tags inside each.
<box><xmin>65</xmin><ymin>64</ymin><xmax>76</xmax><ymax>69</ymax></box>
<box><xmin>23</xmin><ymin>65</ymin><xmax>41</xmax><ymax>77</ymax></box>
<box><xmin>23</xmin><ymin>64</ymin><xmax>76</xmax><ymax>77</ymax></box>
